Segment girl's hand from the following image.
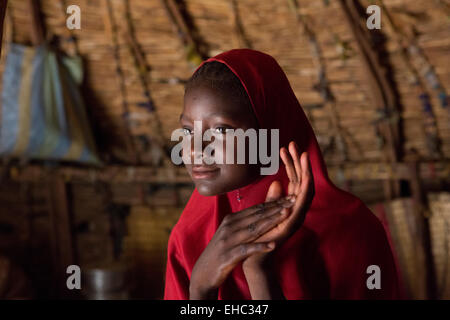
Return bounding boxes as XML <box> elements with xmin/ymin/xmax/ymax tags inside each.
<box><xmin>243</xmin><ymin>141</ymin><xmax>315</xmax><ymax>270</ymax></box>
<box><xmin>189</xmin><ymin>196</ymin><xmax>295</xmax><ymax>299</ymax></box>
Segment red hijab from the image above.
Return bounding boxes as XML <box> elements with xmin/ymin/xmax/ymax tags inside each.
<box><xmin>164</xmin><ymin>49</ymin><xmax>400</xmax><ymax>299</ymax></box>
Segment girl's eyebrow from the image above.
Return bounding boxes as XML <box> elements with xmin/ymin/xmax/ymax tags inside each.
<box><xmin>207</xmin><ymin>112</ymin><xmax>236</xmax><ymax>119</ymax></box>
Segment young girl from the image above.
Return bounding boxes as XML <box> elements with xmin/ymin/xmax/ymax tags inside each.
<box><xmin>164</xmin><ymin>49</ymin><xmax>399</xmax><ymax>300</ymax></box>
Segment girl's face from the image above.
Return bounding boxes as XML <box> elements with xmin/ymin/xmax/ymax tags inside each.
<box><xmin>181</xmin><ymin>85</ymin><xmax>260</xmax><ymax>196</ymax></box>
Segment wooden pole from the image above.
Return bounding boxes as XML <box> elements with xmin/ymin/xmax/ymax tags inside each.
<box><xmin>28</xmin><ymin>0</ymin><xmax>45</xmax><ymax>45</ymax></box>
<box><xmin>338</xmin><ymin>0</ymin><xmax>402</xmax><ymax>199</ymax></box>
<box><xmin>159</xmin><ymin>0</ymin><xmax>207</xmax><ymax>64</ymax></box>
<box><xmin>47</xmin><ymin>175</ymin><xmax>76</xmax><ymax>298</ymax></box>
<box><xmin>2</xmin><ymin>161</ymin><xmax>449</xmax><ymax>183</ymax></box>
<box><xmin>288</xmin><ymin>0</ymin><xmax>349</xmax><ymax>163</ymax></box>
<box><xmin>102</xmin><ymin>0</ymin><xmax>139</xmax><ymax>164</ymax></box>
<box><xmin>407</xmin><ymin>157</ymin><xmax>437</xmax><ymax>300</ymax></box>
<box><xmin>0</xmin><ymin>0</ymin><xmax>7</xmax><ymax>56</ymax></box>
<box><xmin>339</xmin><ymin>0</ymin><xmax>439</xmax><ymax>298</ymax></box>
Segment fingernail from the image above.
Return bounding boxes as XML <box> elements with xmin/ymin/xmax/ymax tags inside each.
<box><xmin>267</xmin><ymin>242</ymin><xmax>275</xmax><ymax>249</ymax></box>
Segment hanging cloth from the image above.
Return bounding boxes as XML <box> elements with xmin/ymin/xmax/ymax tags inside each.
<box><xmin>0</xmin><ymin>2</ymin><xmax>100</xmax><ymax>165</ymax></box>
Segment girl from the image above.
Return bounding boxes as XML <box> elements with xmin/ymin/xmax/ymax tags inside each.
<box><xmin>164</xmin><ymin>49</ymin><xmax>399</xmax><ymax>300</ymax></box>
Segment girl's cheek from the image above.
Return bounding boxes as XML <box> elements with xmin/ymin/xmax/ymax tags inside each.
<box><xmin>224</xmin><ymin>136</ymin><xmax>238</xmax><ymax>165</ymax></box>
<box><xmin>181</xmin><ymin>135</ymin><xmax>193</xmax><ymax>165</ymax></box>
<box><xmin>214</xmin><ymin>137</ymin><xmax>226</xmax><ymax>164</ymax></box>
<box><xmin>221</xmin><ymin>135</ymin><xmax>251</xmax><ymax>165</ymax></box>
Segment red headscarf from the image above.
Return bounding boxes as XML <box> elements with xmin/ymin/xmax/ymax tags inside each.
<box><xmin>164</xmin><ymin>49</ymin><xmax>400</xmax><ymax>299</ymax></box>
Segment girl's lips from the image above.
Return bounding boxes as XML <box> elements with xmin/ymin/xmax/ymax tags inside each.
<box><xmin>191</xmin><ymin>167</ymin><xmax>220</xmax><ymax>179</ymax></box>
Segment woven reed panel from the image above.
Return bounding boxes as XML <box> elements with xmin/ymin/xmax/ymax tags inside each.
<box><xmin>122</xmin><ymin>205</ymin><xmax>181</xmax><ymax>299</ymax></box>
<box><xmin>371</xmin><ymin>194</ymin><xmax>450</xmax><ymax>300</ymax></box>
<box><xmin>360</xmin><ymin>0</ymin><xmax>450</xmax><ymax>160</ymax></box>
<box><xmin>370</xmin><ymin>197</ymin><xmax>427</xmax><ymax>299</ymax></box>
<box><xmin>186</xmin><ymin>0</ymin><xmax>377</xmax><ymax>163</ymax></box>
<box><xmin>428</xmin><ymin>192</ymin><xmax>450</xmax><ymax>300</ymax></box>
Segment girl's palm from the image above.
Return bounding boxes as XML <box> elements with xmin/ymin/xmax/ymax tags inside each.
<box><xmin>254</xmin><ymin>142</ymin><xmax>315</xmax><ymax>245</ymax></box>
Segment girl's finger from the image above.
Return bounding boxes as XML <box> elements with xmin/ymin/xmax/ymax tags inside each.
<box><xmin>302</xmin><ymin>152</ymin><xmax>312</xmax><ymax>184</ymax></box>
<box><xmin>232</xmin><ymin>205</ymin><xmax>292</xmax><ymax>243</ymax></box>
<box><xmin>225</xmin><ymin>242</ymin><xmax>275</xmax><ymax>267</ymax></box>
<box><xmin>289</xmin><ymin>142</ymin><xmax>303</xmax><ymax>190</ymax></box>
<box><xmin>280</xmin><ymin>147</ymin><xmax>298</xmax><ymax>183</ymax></box>
<box><xmin>292</xmin><ymin>154</ymin><xmax>314</xmax><ymax>217</ymax></box>
<box><xmin>223</xmin><ymin>196</ymin><xmax>294</xmax><ymax>225</ymax></box>
<box><xmin>230</xmin><ymin>196</ymin><xmax>295</xmax><ymax>230</ymax></box>
<box><xmin>265</xmin><ymin>180</ymin><xmax>283</xmax><ymax>202</ymax></box>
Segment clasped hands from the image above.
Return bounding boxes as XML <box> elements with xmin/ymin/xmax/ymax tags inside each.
<box><xmin>189</xmin><ymin>141</ymin><xmax>315</xmax><ymax>299</ymax></box>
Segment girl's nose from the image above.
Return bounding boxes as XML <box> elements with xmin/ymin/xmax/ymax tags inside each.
<box><xmin>190</xmin><ymin>133</ymin><xmax>216</xmax><ymax>164</ymax></box>
<box><xmin>190</xmin><ymin>133</ymin><xmax>204</xmax><ymax>164</ymax></box>
<box><xmin>191</xmin><ymin>146</ymin><xmax>202</xmax><ymax>164</ymax></box>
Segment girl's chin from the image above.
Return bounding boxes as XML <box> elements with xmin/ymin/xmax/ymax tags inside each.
<box><xmin>195</xmin><ymin>184</ymin><xmax>220</xmax><ymax>197</ymax></box>
<box><xmin>195</xmin><ymin>181</ymin><xmax>232</xmax><ymax>197</ymax></box>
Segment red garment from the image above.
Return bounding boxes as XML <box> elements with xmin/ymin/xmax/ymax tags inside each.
<box><xmin>164</xmin><ymin>49</ymin><xmax>400</xmax><ymax>300</ymax></box>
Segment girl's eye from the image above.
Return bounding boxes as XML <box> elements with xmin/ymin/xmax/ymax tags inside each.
<box><xmin>214</xmin><ymin>127</ymin><xmax>231</xmax><ymax>134</ymax></box>
<box><xmin>182</xmin><ymin>128</ymin><xmax>193</xmax><ymax>136</ymax></box>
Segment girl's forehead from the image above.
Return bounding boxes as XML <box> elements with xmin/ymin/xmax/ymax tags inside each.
<box><xmin>183</xmin><ymin>86</ymin><xmax>253</xmax><ymax>119</ymax></box>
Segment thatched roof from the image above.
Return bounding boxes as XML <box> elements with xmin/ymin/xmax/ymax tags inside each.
<box><xmin>1</xmin><ymin>0</ymin><xmax>449</xmax><ymax>169</ymax></box>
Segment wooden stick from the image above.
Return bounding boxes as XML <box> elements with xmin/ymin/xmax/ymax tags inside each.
<box><xmin>228</xmin><ymin>0</ymin><xmax>252</xmax><ymax>49</ymax></box>
<box><xmin>102</xmin><ymin>0</ymin><xmax>139</xmax><ymax>164</ymax></box>
<box><xmin>164</xmin><ymin>0</ymin><xmax>194</xmax><ymax>46</ymax></box>
<box><xmin>407</xmin><ymin>158</ymin><xmax>437</xmax><ymax>299</ymax></box>
<box><xmin>289</xmin><ymin>0</ymin><xmax>349</xmax><ymax>162</ymax></box>
<box><xmin>46</xmin><ymin>175</ymin><xmax>76</xmax><ymax>298</ymax></box>
<box><xmin>338</xmin><ymin>0</ymin><xmax>402</xmax><ymax>199</ymax></box>
<box><xmin>2</xmin><ymin>161</ymin><xmax>449</xmax><ymax>183</ymax></box>
<box><xmin>159</xmin><ymin>0</ymin><xmax>206</xmax><ymax>62</ymax></box>
<box><xmin>58</xmin><ymin>0</ymin><xmax>79</xmax><ymax>55</ymax></box>
<box><xmin>379</xmin><ymin>0</ymin><xmax>443</xmax><ymax>159</ymax></box>
<box><xmin>0</xmin><ymin>0</ymin><xmax>7</xmax><ymax>56</ymax></box>
<box><xmin>28</xmin><ymin>0</ymin><xmax>45</xmax><ymax>45</ymax></box>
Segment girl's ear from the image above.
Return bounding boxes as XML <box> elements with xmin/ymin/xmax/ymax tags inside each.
<box><xmin>265</xmin><ymin>180</ymin><xmax>283</xmax><ymax>202</ymax></box>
